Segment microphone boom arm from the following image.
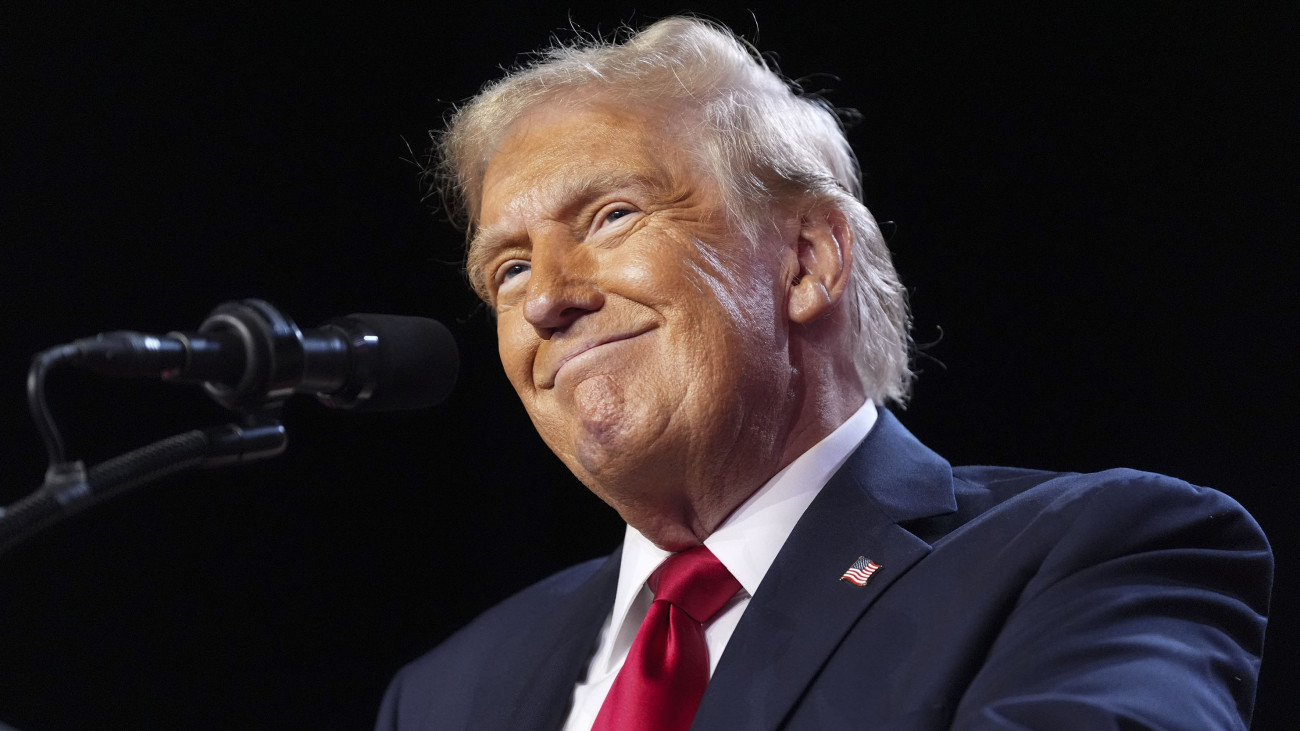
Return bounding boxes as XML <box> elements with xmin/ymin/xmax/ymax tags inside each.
<box><xmin>0</xmin><ymin>418</ymin><xmax>286</xmax><ymax>557</ymax></box>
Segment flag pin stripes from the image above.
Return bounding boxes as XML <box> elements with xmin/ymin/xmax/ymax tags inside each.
<box><xmin>839</xmin><ymin>556</ymin><xmax>881</xmax><ymax>587</ymax></box>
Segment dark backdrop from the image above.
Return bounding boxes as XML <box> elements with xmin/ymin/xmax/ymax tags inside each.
<box><xmin>2</xmin><ymin>3</ymin><xmax>1295</xmax><ymax>729</ymax></box>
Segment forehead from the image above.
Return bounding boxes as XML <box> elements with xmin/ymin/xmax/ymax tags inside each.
<box><xmin>478</xmin><ymin>102</ymin><xmax>689</xmax><ymax>223</ymax></box>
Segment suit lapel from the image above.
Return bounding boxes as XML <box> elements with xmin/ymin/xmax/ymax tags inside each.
<box><xmin>692</xmin><ymin>412</ymin><xmax>956</xmax><ymax>730</ymax></box>
<box><xmin>493</xmin><ymin>548</ymin><xmax>622</xmax><ymax>731</ymax></box>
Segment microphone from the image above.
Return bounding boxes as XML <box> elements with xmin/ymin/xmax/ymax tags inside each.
<box><xmin>67</xmin><ymin>299</ymin><xmax>458</xmax><ymax>413</ymax></box>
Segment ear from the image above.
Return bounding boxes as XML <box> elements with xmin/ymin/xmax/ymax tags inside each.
<box><xmin>786</xmin><ymin>203</ymin><xmax>854</xmax><ymax>325</ymax></box>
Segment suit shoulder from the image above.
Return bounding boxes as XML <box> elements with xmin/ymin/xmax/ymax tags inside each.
<box><xmin>929</xmin><ymin>468</ymin><xmax>1272</xmax><ymax>728</ymax></box>
<box><xmin>405</xmin><ymin>554</ymin><xmax>608</xmax><ymax>673</ymax></box>
<box><xmin>953</xmin><ymin>465</ymin><xmax>1258</xmax><ymax>521</ymax></box>
<box><xmin>943</xmin><ymin>465</ymin><xmax>1270</xmax><ymax>577</ymax></box>
<box><xmin>952</xmin><ymin>464</ymin><xmax>1227</xmax><ymax>503</ymax></box>
<box><xmin>376</xmin><ymin>554</ymin><xmax>614</xmax><ymax>730</ymax></box>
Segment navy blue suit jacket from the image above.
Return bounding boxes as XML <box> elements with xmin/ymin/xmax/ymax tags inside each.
<box><xmin>377</xmin><ymin>412</ymin><xmax>1271</xmax><ymax>729</ymax></box>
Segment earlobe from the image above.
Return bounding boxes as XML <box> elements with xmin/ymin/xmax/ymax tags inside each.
<box><xmin>788</xmin><ymin>280</ymin><xmax>832</xmax><ymax>324</ymax></box>
<box><xmin>786</xmin><ymin>204</ymin><xmax>853</xmax><ymax>325</ymax></box>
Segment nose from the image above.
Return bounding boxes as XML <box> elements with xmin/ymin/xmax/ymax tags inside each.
<box><xmin>522</xmin><ymin>233</ymin><xmax>604</xmax><ymax>337</ymax></box>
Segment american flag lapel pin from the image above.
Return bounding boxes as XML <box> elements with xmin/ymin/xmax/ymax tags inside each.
<box><xmin>839</xmin><ymin>556</ymin><xmax>881</xmax><ymax>587</ymax></box>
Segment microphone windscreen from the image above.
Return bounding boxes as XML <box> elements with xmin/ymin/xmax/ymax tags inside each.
<box><xmin>345</xmin><ymin>314</ymin><xmax>459</xmax><ymax>411</ymax></box>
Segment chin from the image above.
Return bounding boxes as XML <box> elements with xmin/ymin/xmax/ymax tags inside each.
<box><xmin>565</xmin><ymin>416</ymin><xmax>683</xmax><ymax>502</ymax></box>
<box><xmin>570</xmin><ymin>426</ymin><xmax>649</xmax><ymax>486</ymax></box>
<box><xmin>559</xmin><ymin>373</ymin><xmax>668</xmax><ymax>474</ymax></box>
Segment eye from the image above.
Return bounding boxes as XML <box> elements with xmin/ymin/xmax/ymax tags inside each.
<box><xmin>592</xmin><ymin>203</ymin><xmax>640</xmax><ymax>236</ymax></box>
<box><xmin>499</xmin><ymin>261</ymin><xmax>530</xmax><ymax>282</ymax></box>
<box><xmin>493</xmin><ymin>259</ymin><xmax>531</xmax><ymax>301</ymax></box>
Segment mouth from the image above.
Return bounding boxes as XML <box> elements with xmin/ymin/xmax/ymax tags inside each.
<box><xmin>539</xmin><ymin>329</ymin><xmax>652</xmax><ymax>389</ymax></box>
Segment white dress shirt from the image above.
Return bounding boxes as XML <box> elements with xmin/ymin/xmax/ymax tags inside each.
<box><xmin>561</xmin><ymin>400</ymin><xmax>879</xmax><ymax>730</ymax></box>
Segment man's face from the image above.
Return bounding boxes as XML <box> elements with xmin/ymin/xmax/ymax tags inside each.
<box><xmin>472</xmin><ymin>102</ymin><xmax>799</xmax><ymax>529</ymax></box>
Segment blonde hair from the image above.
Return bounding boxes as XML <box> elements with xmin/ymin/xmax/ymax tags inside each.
<box><xmin>436</xmin><ymin>16</ymin><xmax>913</xmax><ymax>404</ymax></box>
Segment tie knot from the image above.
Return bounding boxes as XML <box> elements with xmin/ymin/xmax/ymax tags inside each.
<box><xmin>648</xmin><ymin>546</ymin><xmax>741</xmax><ymax>624</ymax></box>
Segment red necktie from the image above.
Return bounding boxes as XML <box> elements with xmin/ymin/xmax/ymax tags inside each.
<box><xmin>591</xmin><ymin>546</ymin><xmax>741</xmax><ymax>731</ymax></box>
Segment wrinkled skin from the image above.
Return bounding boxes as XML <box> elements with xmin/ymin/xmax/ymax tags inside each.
<box><xmin>471</xmin><ymin>101</ymin><xmax>863</xmax><ymax>550</ymax></box>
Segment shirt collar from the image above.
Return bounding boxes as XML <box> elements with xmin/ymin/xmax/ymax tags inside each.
<box><xmin>609</xmin><ymin>400</ymin><xmax>879</xmax><ymax>621</ymax></box>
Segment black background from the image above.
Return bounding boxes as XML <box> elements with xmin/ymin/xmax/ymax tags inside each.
<box><xmin>2</xmin><ymin>2</ymin><xmax>1295</xmax><ymax>729</ymax></box>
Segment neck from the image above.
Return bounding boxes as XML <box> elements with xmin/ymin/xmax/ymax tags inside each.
<box><xmin>618</xmin><ymin>372</ymin><xmax>866</xmax><ymax>552</ymax></box>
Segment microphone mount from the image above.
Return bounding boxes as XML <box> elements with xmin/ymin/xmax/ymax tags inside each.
<box><xmin>190</xmin><ymin>298</ymin><xmax>310</xmax><ymax>413</ymax></box>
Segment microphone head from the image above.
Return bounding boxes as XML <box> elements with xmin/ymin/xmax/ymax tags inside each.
<box><xmin>321</xmin><ymin>314</ymin><xmax>459</xmax><ymax>412</ymax></box>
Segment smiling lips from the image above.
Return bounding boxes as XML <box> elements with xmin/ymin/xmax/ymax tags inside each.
<box><xmin>539</xmin><ymin>329</ymin><xmax>652</xmax><ymax>389</ymax></box>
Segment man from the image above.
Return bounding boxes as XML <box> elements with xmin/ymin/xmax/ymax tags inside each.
<box><xmin>378</xmin><ymin>17</ymin><xmax>1270</xmax><ymax>730</ymax></box>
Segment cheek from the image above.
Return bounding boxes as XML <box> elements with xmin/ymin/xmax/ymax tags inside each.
<box><xmin>680</xmin><ymin>241</ymin><xmax>785</xmax><ymax>343</ymax></box>
<box><xmin>496</xmin><ymin>315</ymin><xmax>537</xmax><ymax>392</ymax></box>
<box><xmin>616</xmin><ymin>231</ymin><xmax>742</xmax><ymax>310</ymax></box>
<box><xmin>614</xmin><ymin>247</ymin><xmax>678</xmax><ymax>303</ymax></box>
